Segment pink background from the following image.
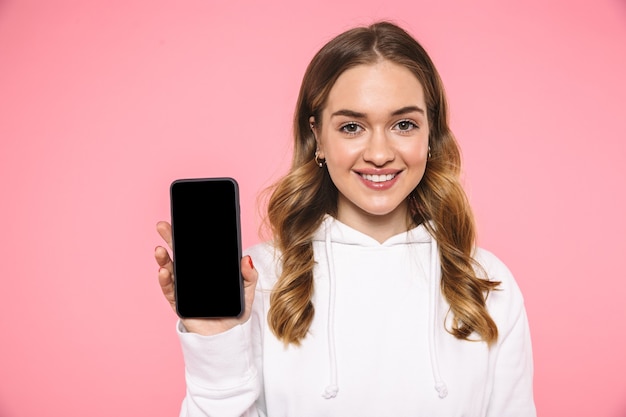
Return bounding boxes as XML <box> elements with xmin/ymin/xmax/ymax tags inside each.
<box><xmin>1</xmin><ymin>0</ymin><xmax>625</xmax><ymax>416</ymax></box>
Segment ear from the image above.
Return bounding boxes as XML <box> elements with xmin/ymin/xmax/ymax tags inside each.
<box><xmin>309</xmin><ymin>116</ymin><xmax>324</xmax><ymax>156</ymax></box>
<box><xmin>308</xmin><ymin>116</ymin><xmax>316</xmax><ymax>136</ymax></box>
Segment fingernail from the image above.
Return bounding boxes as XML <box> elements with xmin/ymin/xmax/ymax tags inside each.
<box><xmin>248</xmin><ymin>256</ymin><xmax>254</xmax><ymax>269</ymax></box>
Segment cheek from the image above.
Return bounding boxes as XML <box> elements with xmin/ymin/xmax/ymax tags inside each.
<box><xmin>323</xmin><ymin>146</ymin><xmax>361</xmax><ymax>186</ymax></box>
<box><xmin>403</xmin><ymin>144</ymin><xmax>429</xmax><ymax>185</ymax></box>
<box><xmin>402</xmin><ymin>141</ymin><xmax>429</xmax><ymax>164</ymax></box>
<box><xmin>321</xmin><ymin>139</ymin><xmax>361</xmax><ymax>165</ymax></box>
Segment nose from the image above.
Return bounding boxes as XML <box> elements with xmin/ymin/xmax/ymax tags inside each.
<box><xmin>363</xmin><ymin>129</ymin><xmax>395</xmax><ymax>166</ymax></box>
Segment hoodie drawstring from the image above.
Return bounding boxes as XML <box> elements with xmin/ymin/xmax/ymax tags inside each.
<box><xmin>428</xmin><ymin>238</ymin><xmax>448</xmax><ymax>398</ymax></box>
<box><xmin>322</xmin><ymin>221</ymin><xmax>339</xmax><ymax>399</ymax></box>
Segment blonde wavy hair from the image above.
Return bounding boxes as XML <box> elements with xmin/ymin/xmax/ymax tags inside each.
<box><xmin>267</xmin><ymin>21</ymin><xmax>500</xmax><ymax>346</ymax></box>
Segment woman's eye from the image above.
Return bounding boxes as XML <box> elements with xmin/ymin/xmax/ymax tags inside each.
<box><xmin>395</xmin><ymin>120</ymin><xmax>418</xmax><ymax>131</ymax></box>
<box><xmin>340</xmin><ymin>123</ymin><xmax>362</xmax><ymax>134</ymax></box>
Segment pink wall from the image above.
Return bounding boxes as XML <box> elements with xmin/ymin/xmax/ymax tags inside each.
<box><xmin>1</xmin><ymin>0</ymin><xmax>625</xmax><ymax>415</ymax></box>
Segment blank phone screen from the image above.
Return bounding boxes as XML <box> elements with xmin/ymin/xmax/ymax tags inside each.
<box><xmin>170</xmin><ymin>178</ymin><xmax>243</xmax><ymax>318</ymax></box>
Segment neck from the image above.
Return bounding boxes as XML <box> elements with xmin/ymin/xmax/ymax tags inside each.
<box><xmin>336</xmin><ymin>202</ymin><xmax>412</xmax><ymax>244</ymax></box>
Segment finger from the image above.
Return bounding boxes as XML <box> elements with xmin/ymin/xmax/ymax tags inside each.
<box><xmin>156</xmin><ymin>221</ymin><xmax>173</xmax><ymax>249</ymax></box>
<box><xmin>158</xmin><ymin>267</ymin><xmax>175</xmax><ymax>302</ymax></box>
<box><xmin>154</xmin><ymin>245</ymin><xmax>172</xmax><ymax>266</ymax></box>
<box><xmin>241</xmin><ymin>255</ymin><xmax>258</xmax><ymax>288</ymax></box>
<box><xmin>239</xmin><ymin>256</ymin><xmax>258</xmax><ymax>320</ymax></box>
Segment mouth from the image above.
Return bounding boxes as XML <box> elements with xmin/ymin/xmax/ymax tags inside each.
<box><xmin>359</xmin><ymin>173</ymin><xmax>397</xmax><ymax>183</ymax></box>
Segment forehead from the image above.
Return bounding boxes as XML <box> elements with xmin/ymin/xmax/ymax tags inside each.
<box><xmin>324</xmin><ymin>60</ymin><xmax>426</xmax><ymax>115</ymax></box>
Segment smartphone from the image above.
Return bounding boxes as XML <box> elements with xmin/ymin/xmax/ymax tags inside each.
<box><xmin>170</xmin><ymin>177</ymin><xmax>244</xmax><ymax>318</ymax></box>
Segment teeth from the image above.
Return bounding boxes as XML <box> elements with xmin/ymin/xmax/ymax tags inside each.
<box><xmin>361</xmin><ymin>173</ymin><xmax>395</xmax><ymax>182</ymax></box>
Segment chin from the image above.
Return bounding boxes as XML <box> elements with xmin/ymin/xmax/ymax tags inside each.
<box><xmin>360</xmin><ymin>203</ymin><xmax>405</xmax><ymax>218</ymax></box>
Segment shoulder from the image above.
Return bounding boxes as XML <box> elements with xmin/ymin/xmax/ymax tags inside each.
<box><xmin>244</xmin><ymin>241</ymin><xmax>281</xmax><ymax>288</ymax></box>
<box><xmin>473</xmin><ymin>248</ymin><xmax>527</xmax><ymax>332</ymax></box>
<box><xmin>244</xmin><ymin>241</ymin><xmax>276</xmax><ymax>262</ymax></box>
<box><xmin>473</xmin><ymin>247</ymin><xmax>519</xmax><ymax>292</ymax></box>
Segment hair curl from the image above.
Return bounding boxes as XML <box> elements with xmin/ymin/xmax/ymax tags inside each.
<box><xmin>267</xmin><ymin>21</ymin><xmax>499</xmax><ymax>346</ymax></box>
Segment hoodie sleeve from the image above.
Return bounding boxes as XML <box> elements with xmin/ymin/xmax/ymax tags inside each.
<box><xmin>477</xmin><ymin>249</ymin><xmax>536</xmax><ymax>417</ymax></box>
<box><xmin>177</xmin><ymin>318</ymin><xmax>265</xmax><ymax>417</ymax></box>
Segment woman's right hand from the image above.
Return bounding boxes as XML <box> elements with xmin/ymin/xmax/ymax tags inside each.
<box><xmin>154</xmin><ymin>221</ymin><xmax>258</xmax><ymax>336</ymax></box>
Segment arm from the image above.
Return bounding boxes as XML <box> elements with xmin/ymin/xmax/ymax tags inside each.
<box><xmin>155</xmin><ymin>221</ymin><xmax>266</xmax><ymax>417</ymax></box>
<box><xmin>487</xmin><ymin>302</ymin><xmax>536</xmax><ymax>417</ymax></box>
<box><xmin>476</xmin><ymin>249</ymin><xmax>536</xmax><ymax>417</ymax></box>
<box><xmin>178</xmin><ymin>319</ymin><xmax>264</xmax><ymax>417</ymax></box>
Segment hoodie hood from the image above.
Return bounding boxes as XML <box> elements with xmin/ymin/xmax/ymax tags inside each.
<box><xmin>311</xmin><ymin>215</ymin><xmax>433</xmax><ymax>247</ymax></box>
<box><xmin>312</xmin><ymin>215</ymin><xmax>448</xmax><ymax>400</ymax></box>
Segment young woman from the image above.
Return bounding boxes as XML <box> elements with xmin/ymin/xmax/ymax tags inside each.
<box><xmin>155</xmin><ymin>21</ymin><xmax>536</xmax><ymax>417</ymax></box>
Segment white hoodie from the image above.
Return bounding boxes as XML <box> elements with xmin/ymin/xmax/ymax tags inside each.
<box><xmin>177</xmin><ymin>216</ymin><xmax>536</xmax><ymax>416</ymax></box>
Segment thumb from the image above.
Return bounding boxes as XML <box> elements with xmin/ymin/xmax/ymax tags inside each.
<box><xmin>241</xmin><ymin>255</ymin><xmax>258</xmax><ymax>288</ymax></box>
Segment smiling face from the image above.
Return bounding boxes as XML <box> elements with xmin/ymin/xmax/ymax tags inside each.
<box><xmin>312</xmin><ymin>60</ymin><xmax>430</xmax><ymax>239</ymax></box>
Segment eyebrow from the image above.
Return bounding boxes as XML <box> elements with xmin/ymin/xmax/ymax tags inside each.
<box><xmin>331</xmin><ymin>105</ymin><xmax>425</xmax><ymax>119</ymax></box>
<box><xmin>391</xmin><ymin>105</ymin><xmax>425</xmax><ymax>116</ymax></box>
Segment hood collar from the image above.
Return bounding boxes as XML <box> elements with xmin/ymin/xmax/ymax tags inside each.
<box><xmin>312</xmin><ymin>215</ymin><xmax>433</xmax><ymax>247</ymax></box>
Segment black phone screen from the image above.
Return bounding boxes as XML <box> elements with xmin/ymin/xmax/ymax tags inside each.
<box><xmin>170</xmin><ymin>178</ymin><xmax>244</xmax><ymax>318</ymax></box>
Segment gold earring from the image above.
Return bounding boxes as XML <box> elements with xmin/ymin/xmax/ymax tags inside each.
<box><xmin>314</xmin><ymin>150</ymin><xmax>325</xmax><ymax>167</ymax></box>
